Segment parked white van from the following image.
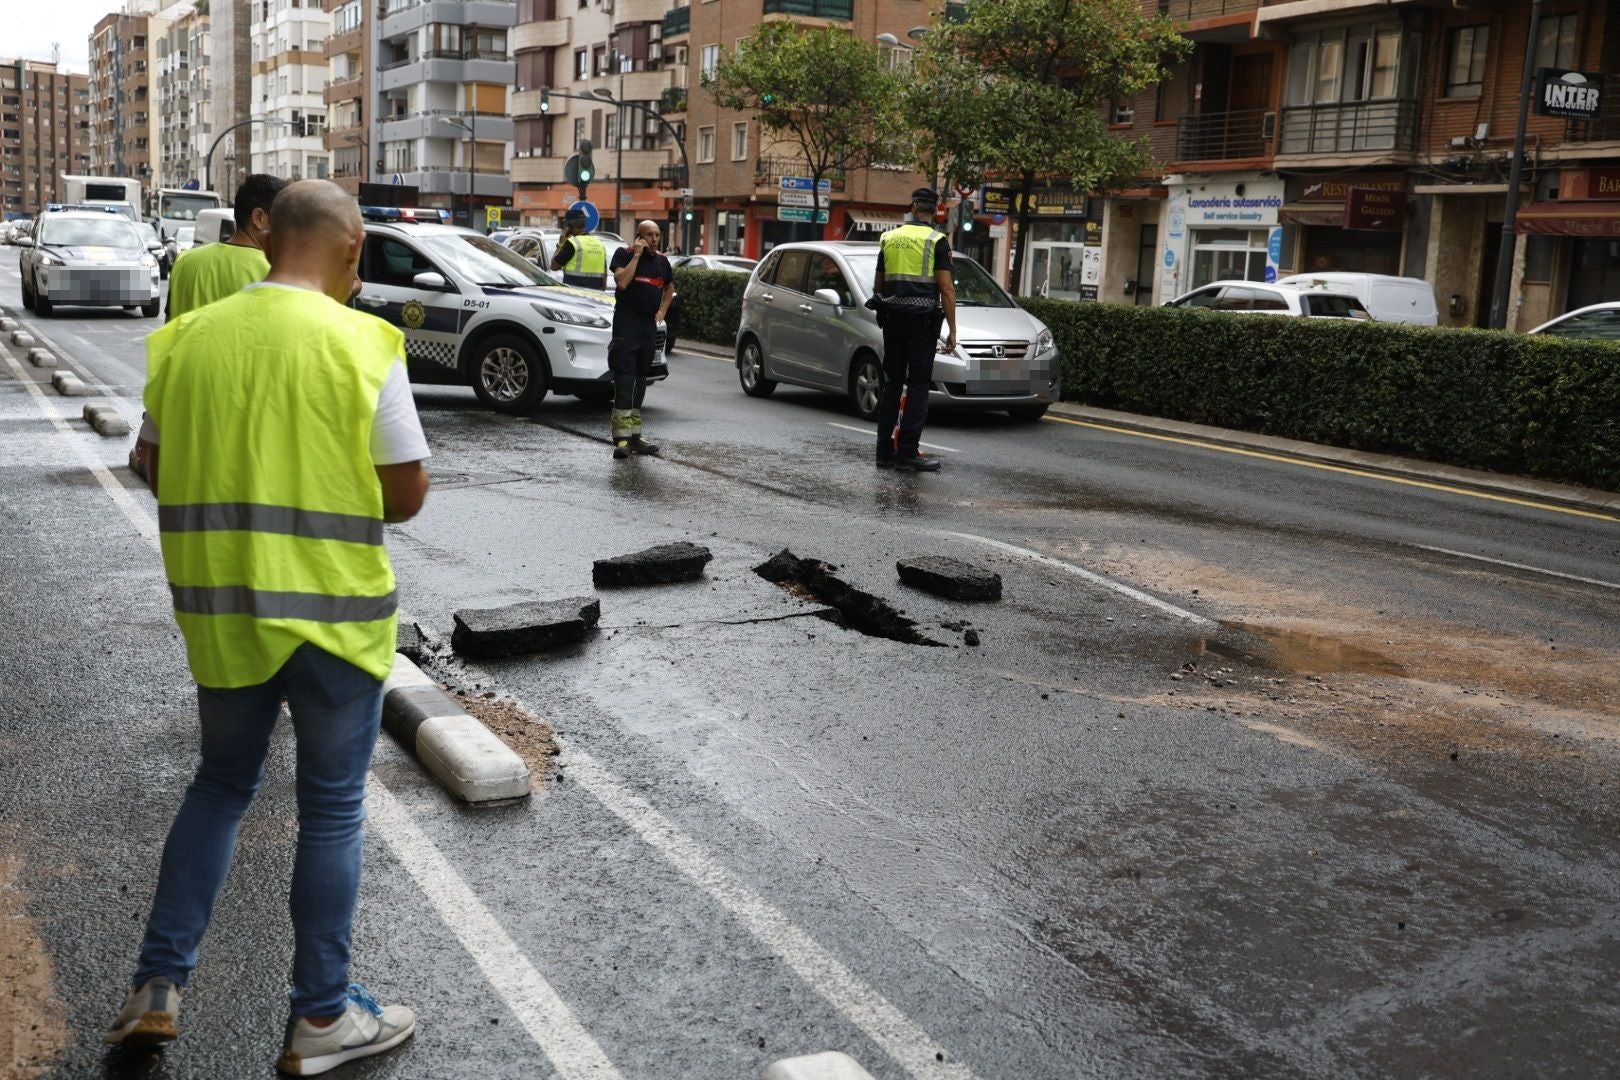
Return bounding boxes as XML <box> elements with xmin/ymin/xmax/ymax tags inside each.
<box><xmin>192</xmin><ymin>207</ymin><xmax>236</xmax><ymax>246</ymax></box>
<box><xmin>1276</xmin><ymin>272</ymin><xmax>1438</xmax><ymax>325</ymax></box>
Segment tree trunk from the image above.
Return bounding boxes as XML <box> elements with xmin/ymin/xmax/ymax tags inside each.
<box><xmin>1009</xmin><ymin>170</ymin><xmax>1037</xmax><ymax>297</ymax></box>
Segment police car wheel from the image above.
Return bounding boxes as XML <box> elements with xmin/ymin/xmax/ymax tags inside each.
<box><xmin>471</xmin><ymin>334</ymin><xmax>548</xmax><ymax>414</ymax></box>
<box><xmin>850</xmin><ymin>353</ymin><xmax>883</xmax><ymax>422</ymax></box>
<box><xmin>738</xmin><ymin>337</ymin><xmax>776</xmax><ymax>398</ymax></box>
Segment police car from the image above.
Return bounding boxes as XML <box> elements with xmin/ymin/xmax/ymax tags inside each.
<box><xmin>355</xmin><ymin>207</ymin><xmax>667</xmax><ymax>414</ymax></box>
<box><xmin>18</xmin><ymin>204</ymin><xmax>163</xmax><ymax>317</ymax></box>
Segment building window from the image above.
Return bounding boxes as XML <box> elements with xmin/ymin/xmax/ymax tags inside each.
<box><xmin>697</xmin><ymin>124</ymin><xmax>714</xmax><ymax>163</ymax></box>
<box><xmin>879</xmin><ymin>42</ymin><xmax>912</xmax><ymax>72</ymax></box>
<box><xmin>1533</xmin><ymin>13</ymin><xmax>1576</xmax><ymax>70</ymax></box>
<box><xmin>1112</xmin><ymin>100</ymin><xmax>1134</xmax><ymax>125</ymax></box>
<box><xmin>573</xmin><ymin>116</ymin><xmax>587</xmax><ymax>149</ymax></box>
<box><xmin>1285</xmin><ymin>23</ymin><xmax>1412</xmax><ymax>106</ymax></box>
<box><xmin>731</xmin><ymin>120</ymin><xmax>747</xmax><ymax>160</ymax></box>
<box><xmin>700</xmin><ymin>44</ymin><xmax>719</xmax><ymax>80</ymax></box>
<box><xmin>1445</xmin><ymin>26</ymin><xmax>1488</xmax><ymax>98</ymax></box>
<box><xmin>574</xmin><ymin>48</ymin><xmax>588</xmax><ymax>80</ymax></box>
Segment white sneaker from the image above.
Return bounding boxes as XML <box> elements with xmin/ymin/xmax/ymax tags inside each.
<box><xmin>105</xmin><ymin>976</ymin><xmax>182</xmax><ymax>1047</ymax></box>
<box><xmin>275</xmin><ymin>984</ymin><xmax>415</xmax><ymax>1076</ymax></box>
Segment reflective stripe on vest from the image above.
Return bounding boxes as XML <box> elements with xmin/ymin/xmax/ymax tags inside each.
<box><xmin>880</xmin><ymin>223</ymin><xmax>944</xmax><ymax>297</ymax></box>
<box><xmin>145</xmin><ymin>286</ymin><xmax>404</xmax><ymax>688</ymax></box>
<box><xmin>563</xmin><ymin>234</ymin><xmax>607</xmax><ymax>287</ymax></box>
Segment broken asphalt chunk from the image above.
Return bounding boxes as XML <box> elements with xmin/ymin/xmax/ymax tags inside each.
<box><xmin>592</xmin><ymin>541</ymin><xmax>713</xmax><ymax>587</ymax></box>
<box><xmin>451</xmin><ymin>596</ymin><xmax>601</xmax><ymax>659</ymax></box>
<box><xmin>896</xmin><ymin>555</ymin><xmax>1003</xmax><ymax>601</ymax></box>
<box><xmin>752</xmin><ymin>549</ymin><xmax>942</xmax><ymax>647</ymax></box>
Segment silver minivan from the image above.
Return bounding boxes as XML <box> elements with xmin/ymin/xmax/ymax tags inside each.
<box><xmin>735</xmin><ymin>241</ymin><xmax>1060</xmax><ymax>421</ymax></box>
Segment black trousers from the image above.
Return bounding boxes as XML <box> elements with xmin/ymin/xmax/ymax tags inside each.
<box><xmin>608</xmin><ymin>320</ymin><xmax>658</xmax><ymax>416</ymax></box>
<box><xmin>875</xmin><ymin>313</ymin><xmax>942</xmax><ymax>460</ymax></box>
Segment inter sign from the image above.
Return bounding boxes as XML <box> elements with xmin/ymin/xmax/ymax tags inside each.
<box><xmin>1535</xmin><ymin>69</ymin><xmax>1604</xmax><ymax>120</ymax></box>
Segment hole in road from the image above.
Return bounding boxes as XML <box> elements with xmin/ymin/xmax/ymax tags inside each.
<box><xmin>1205</xmin><ymin>622</ymin><xmax>1404</xmax><ymax>677</ymax></box>
<box><xmin>753</xmin><ymin>549</ymin><xmax>944</xmax><ymax>647</ymax></box>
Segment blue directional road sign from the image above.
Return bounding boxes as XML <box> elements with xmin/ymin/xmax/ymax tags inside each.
<box><xmin>781</xmin><ymin>176</ymin><xmax>832</xmax><ymax>193</ymax></box>
<box><xmin>570</xmin><ymin>199</ymin><xmax>600</xmax><ymax>233</ymax></box>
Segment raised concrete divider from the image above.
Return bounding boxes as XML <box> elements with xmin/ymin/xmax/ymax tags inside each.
<box><xmin>27</xmin><ymin>347</ymin><xmax>55</xmax><ymax>368</ymax></box>
<box><xmin>11</xmin><ymin>329</ymin><xmax>35</xmax><ymax>347</ymax></box>
<box><xmin>0</xmin><ymin>317</ymin><xmax>16</xmax><ymax>331</ymax></box>
<box><xmin>82</xmin><ymin>403</ymin><xmax>131</xmax><ymax>437</ymax></box>
<box><xmin>381</xmin><ymin>652</ymin><xmax>531</xmax><ymax>803</ymax></box>
<box><xmin>761</xmin><ymin>1052</ymin><xmax>876</xmax><ymax>1080</ymax></box>
<box><xmin>51</xmin><ymin>371</ymin><xmax>85</xmax><ymax>397</ymax></box>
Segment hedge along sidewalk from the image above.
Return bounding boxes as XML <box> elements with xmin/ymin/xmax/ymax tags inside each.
<box><xmin>1020</xmin><ymin>298</ymin><xmax>1620</xmax><ymax>493</ymax></box>
<box><xmin>1050</xmin><ymin>402</ymin><xmax>1620</xmax><ymax>518</ymax></box>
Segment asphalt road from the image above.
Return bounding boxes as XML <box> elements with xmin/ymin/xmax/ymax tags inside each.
<box><xmin>2</xmin><ymin>255</ymin><xmax>1617</xmax><ymax>1080</ymax></box>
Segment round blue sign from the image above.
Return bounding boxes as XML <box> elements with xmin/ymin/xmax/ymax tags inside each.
<box><xmin>570</xmin><ymin>199</ymin><xmax>600</xmax><ymax>233</ymax></box>
<box><xmin>1267</xmin><ymin>227</ymin><xmax>1284</xmax><ymax>263</ymax></box>
<box><xmin>1263</xmin><ymin>265</ymin><xmax>1277</xmax><ymax>283</ymax></box>
<box><xmin>1162</xmin><ymin>248</ymin><xmax>1175</xmax><ymax>268</ymax></box>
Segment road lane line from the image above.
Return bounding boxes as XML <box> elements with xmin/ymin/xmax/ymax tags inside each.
<box><xmin>827</xmin><ymin>421</ymin><xmax>959</xmax><ymax>453</ymax></box>
<box><xmin>16</xmin><ymin>316</ymin><xmax>146</xmax><ymax>416</ymax></box>
<box><xmin>1410</xmin><ymin>544</ymin><xmax>1620</xmax><ymax>591</ymax></box>
<box><xmin>1041</xmin><ymin>414</ymin><xmax>1620</xmax><ymax>524</ymax></box>
<box><xmin>941</xmin><ymin>531</ymin><xmax>1213</xmax><ymax>626</ymax></box>
<box><xmin>562</xmin><ymin>748</ymin><xmax>979</xmax><ymax>1080</ymax></box>
<box><xmin>366</xmin><ymin>780</ymin><xmax>624</xmax><ymax>1079</ymax></box>
<box><xmin>1</xmin><ymin>352</ymin><xmax>621</xmax><ymax>1074</ymax></box>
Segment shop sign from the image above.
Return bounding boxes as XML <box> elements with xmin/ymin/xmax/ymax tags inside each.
<box><xmin>1016</xmin><ymin>191</ymin><xmax>1090</xmax><ymax>217</ymax></box>
<box><xmin>1299</xmin><ymin>175</ymin><xmax>1404</xmax><ymax>202</ymax></box>
<box><xmin>1344</xmin><ymin>187</ymin><xmax>1407</xmax><ymax>230</ymax></box>
<box><xmin>1557</xmin><ymin>167</ymin><xmax>1620</xmax><ymax>201</ymax></box>
<box><xmin>1535</xmin><ymin>69</ymin><xmax>1604</xmax><ymax>120</ymax></box>
<box><xmin>1179</xmin><ymin>179</ymin><xmax>1284</xmax><ymax>226</ymax></box>
<box><xmin>981</xmin><ymin>187</ymin><xmax>1013</xmax><ymax>214</ymax></box>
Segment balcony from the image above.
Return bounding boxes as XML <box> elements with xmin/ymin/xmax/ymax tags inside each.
<box><xmin>379</xmin><ymin>54</ymin><xmax>514</xmax><ymax>91</ymax></box>
<box><xmin>662</xmin><ymin>5</ymin><xmax>689</xmax><ymax>37</ymax></box>
<box><xmin>510</xmin><ymin>155</ymin><xmax>566</xmax><ymax>184</ymax></box>
<box><xmin>659</xmin><ymin>86</ymin><xmax>686</xmax><ymax>115</ymax></box>
<box><xmin>1563</xmin><ymin>94</ymin><xmax>1620</xmax><ymax>145</ymax></box>
<box><xmin>762</xmin><ymin>0</ymin><xmax>852</xmax><ymax>18</ymax></box>
<box><xmin>753</xmin><ymin>155</ymin><xmax>844</xmax><ymax>192</ymax></box>
<box><xmin>1174</xmin><ymin>108</ymin><xmax>1274</xmax><ymax>163</ymax></box>
<box><xmin>1276</xmin><ymin>99</ymin><xmax>1418</xmax><ymax>158</ymax></box>
<box><xmin>512</xmin><ymin>87</ymin><xmax>569</xmax><ymax>117</ymax></box>
<box><xmin>513</xmin><ymin>18</ymin><xmax>569</xmax><ymax>52</ymax></box>
<box><xmin>616</xmin><ymin>0</ymin><xmax>666</xmax><ymax>24</ymax></box>
<box><xmin>380</xmin><ymin>0</ymin><xmax>516</xmax><ymax>41</ymax></box>
<box><xmin>324</xmin><ymin>75</ymin><xmax>364</xmax><ymax>103</ymax></box>
<box><xmin>1158</xmin><ymin>0</ymin><xmax>1256</xmax><ymax>15</ymax></box>
<box><xmin>380</xmin><ymin>109</ymin><xmax>515</xmax><ymax>143</ymax></box>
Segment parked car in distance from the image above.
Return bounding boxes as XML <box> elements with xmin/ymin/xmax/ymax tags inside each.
<box><xmin>1527</xmin><ymin>301</ymin><xmax>1620</xmax><ymax>341</ymax></box>
<box><xmin>1167</xmin><ymin>280</ymin><xmax>1371</xmax><ymax>319</ymax></box>
<box><xmin>135</xmin><ymin>221</ymin><xmax>171</xmax><ymax>278</ymax></box>
<box><xmin>1275</xmin><ymin>272</ymin><xmax>1438</xmax><ymax>324</ymax></box>
<box><xmin>735</xmin><ymin>240</ymin><xmax>1059</xmax><ymax>422</ymax></box>
<box><xmin>673</xmin><ymin>254</ymin><xmax>757</xmax><ymax>274</ymax></box>
<box><xmin>165</xmin><ymin>225</ymin><xmax>196</xmax><ymax>267</ymax></box>
<box><xmin>193</xmin><ymin>207</ymin><xmax>236</xmax><ymax>246</ymax></box>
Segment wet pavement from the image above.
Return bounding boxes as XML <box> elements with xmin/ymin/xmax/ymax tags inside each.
<box><xmin>1</xmin><ymin>255</ymin><xmax>1618</xmax><ymax>1079</ymax></box>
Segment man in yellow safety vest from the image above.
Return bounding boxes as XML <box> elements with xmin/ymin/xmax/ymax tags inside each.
<box><xmin>107</xmin><ymin>180</ymin><xmax>429</xmax><ymax>1076</ymax></box>
<box><xmin>549</xmin><ymin>205</ymin><xmax>608</xmax><ymax>290</ymax></box>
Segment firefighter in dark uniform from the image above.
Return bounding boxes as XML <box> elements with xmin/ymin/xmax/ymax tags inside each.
<box><xmin>606</xmin><ymin>219</ymin><xmax>674</xmax><ymax>459</ymax></box>
<box><xmin>871</xmin><ymin>187</ymin><xmax>957</xmax><ymax>471</ymax></box>
<box><xmin>550</xmin><ymin>206</ymin><xmax>608</xmax><ymax>289</ymax></box>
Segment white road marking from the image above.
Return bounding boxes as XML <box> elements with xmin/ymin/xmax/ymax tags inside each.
<box><xmin>826</xmin><ymin>421</ymin><xmax>959</xmax><ymax>453</ymax></box>
<box><xmin>1410</xmin><ymin>544</ymin><xmax>1620</xmax><ymax>592</ymax></box>
<box><xmin>941</xmin><ymin>531</ymin><xmax>1214</xmax><ymax>626</ymax></box>
<box><xmin>366</xmin><ymin>780</ymin><xmax>624</xmax><ymax>1078</ymax></box>
<box><xmin>17</xmin><ymin>316</ymin><xmax>146</xmax><ymax>415</ymax></box>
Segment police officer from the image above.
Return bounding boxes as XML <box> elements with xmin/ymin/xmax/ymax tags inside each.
<box><xmin>549</xmin><ymin>206</ymin><xmax>608</xmax><ymax>290</ymax></box>
<box><xmin>872</xmin><ymin>187</ymin><xmax>957</xmax><ymax>471</ymax></box>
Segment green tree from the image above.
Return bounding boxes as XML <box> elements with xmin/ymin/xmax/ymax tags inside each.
<box><xmin>910</xmin><ymin>0</ymin><xmax>1189</xmax><ymax>294</ymax></box>
<box><xmin>703</xmin><ymin>21</ymin><xmax>906</xmax><ymax>233</ymax></box>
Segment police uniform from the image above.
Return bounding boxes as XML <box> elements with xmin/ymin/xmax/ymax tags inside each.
<box><xmin>556</xmin><ymin>230</ymin><xmax>607</xmax><ymax>290</ymax></box>
<box><xmin>873</xmin><ymin>188</ymin><xmax>953</xmax><ymax>469</ymax></box>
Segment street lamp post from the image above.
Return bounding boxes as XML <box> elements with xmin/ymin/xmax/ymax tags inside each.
<box><xmin>582</xmin><ymin>86</ymin><xmax>691</xmax><ymax>249</ymax></box>
<box><xmin>203</xmin><ymin>116</ymin><xmax>289</xmax><ymax>194</ymax></box>
<box><xmin>444</xmin><ymin>114</ymin><xmax>477</xmax><ymax>230</ymax></box>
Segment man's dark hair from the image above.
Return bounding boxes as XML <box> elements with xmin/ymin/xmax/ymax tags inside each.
<box><xmin>233</xmin><ymin>173</ymin><xmax>290</xmax><ymax>230</ymax></box>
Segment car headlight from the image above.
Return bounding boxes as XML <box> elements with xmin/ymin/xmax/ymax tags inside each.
<box><xmin>1036</xmin><ymin>329</ymin><xmax>1054</xmax><ymax>354</ymax></box>
<box><xmin>38</xmin><ymin>253</ymin><xmax>61</xmax><ymax>267</ymax></box>
<box><xmin>531</xmin><ymin>302</ymin><xmax>610</xmax><ymax>329</ymax></box>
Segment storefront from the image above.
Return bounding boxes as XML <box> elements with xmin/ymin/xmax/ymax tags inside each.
<box><xmin>1518</xmin><ymin>167</ymin><xmax>1620</xmax><ymax>317</ymax></box>
<box><xmin>1009</xmin><ymin>188</ymin><xmax>1101</xmax><ymax>299</ymax></box>
<box><xmin>1278</xmin><ymin>173</ymin><xmax>1407</xmax><ymax>275</ymax></box>
<box><xmin>1159</xmin><ymin>173</ymin><xmax>1285</xmax><ymax>302</ymax></box>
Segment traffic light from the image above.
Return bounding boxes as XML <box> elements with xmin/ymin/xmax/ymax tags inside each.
<box><xmin>682</xmin><ymin>192</ymin><xmax>693</xmax><ymax>222</ymax></box>
<box><xmin>539</xmin><ymin>87</ymin><xmax>550</xmax><ymax>113</ymax></box>
<box><xmin>955</xmin><ymin>199</ymin><xmax>976</xmax><ymax>234</ymax></box>
<box><xmin>564</xmin><ymin>138</ymin><xmax>595</xmax><ymax>200</ymax></box>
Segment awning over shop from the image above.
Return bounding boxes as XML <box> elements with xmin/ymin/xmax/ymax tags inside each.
<box><xmin>1278</xmin><ymin>203</ymin><xmax>1345</xmax><ymax>227</ymax></box>
<box><xmin>845</xmin><ymin>210</ymin><xmax>905</xmax><ymax>233</ymax></box>
<box><xmin>1515</xmin><ymin>201</ymin><xmax>1620</xmax><ymax>237</ymax></box>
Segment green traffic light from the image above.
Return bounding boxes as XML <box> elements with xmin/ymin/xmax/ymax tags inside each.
<box><xmin>580</xmin><ymin>168</ymin><xmax>593</xmax><ymax>182</ymax></box>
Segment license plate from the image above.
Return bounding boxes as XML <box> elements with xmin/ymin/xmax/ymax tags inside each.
<box><xmin>653</xmin><ymin>349</ymin><xmax>663</xmax><ymax>364</ymax></box>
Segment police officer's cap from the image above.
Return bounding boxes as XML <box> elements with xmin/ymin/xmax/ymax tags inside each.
<box><xmin>564</xmin><ymin>205</ymin><xmax>588</xmax><ymax>223</ymax></box>
<box><xmin>910</xmin><ymin>187</ymin><xmax>940</xmax><ymax>206</ymax></box>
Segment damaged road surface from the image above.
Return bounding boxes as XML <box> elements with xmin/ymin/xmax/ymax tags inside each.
<box><xmin>6</xmin><ymin>273</ymin><xmax>1620</xmax><ymax>1080</ymax></box>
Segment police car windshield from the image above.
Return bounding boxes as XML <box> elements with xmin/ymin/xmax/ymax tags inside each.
<box><xmin>41</xmin><ymin>217</ymin><xmax>143</xmax><ymax>248</ymax></box>
<box><xmin>415</xmin><ymin>232</ymin><xmax>557</xmax><ymax>288</ymax></box>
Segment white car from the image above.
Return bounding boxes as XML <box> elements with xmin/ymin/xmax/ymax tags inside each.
<box><xmin>354</xmin><ymin>207</ymin><xmax>667</xmax><ymax>414</ymax></box>
<box><xmin>673</xmin><ymin>254</ymin><xmax>758</xmax><ymax>274</ymax></box>
<box><xmin>1276</xmin><ymin>272</ymin><xmax>1437</xmax><ymax>324</ymax></box>
<box><xmin>1527</xmin><ymin>301</ymin><xmax>1620</xmax><ymax>342</ymax></box>
<box><xmin>18</xmin><ymin>206</ymin><xmax>162</xmax><ymax>317</ymax></box>
<box><xmin>1167</xmin><ymin>280</ymin><xmax>1371</xmax><ymax>319</ymax></box>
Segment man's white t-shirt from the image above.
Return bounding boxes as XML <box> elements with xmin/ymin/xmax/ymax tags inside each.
<box><xmin>139</xmin><ymin>282</ymin><xmax>431</xmax><ymax>466</ymax></box>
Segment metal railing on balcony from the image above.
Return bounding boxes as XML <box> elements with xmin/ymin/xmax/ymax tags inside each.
<box><xmin>1175</xmin><ymin>108</ymin><xmax>1274</xmax><ymax>161</ymax></box>
<box><xmin>663</xmin><ymin>5</ymin><xmax>690</xmax><ymax>36</ymax></box>
<box><xmin>1564</xmin><ymin>93</ymin><xmax>1620</xmax><ymax>144</ymax></box>
<box><xmin>753</xmin><ymin>155</ymin><xmax>845</xmax><ymax>191</ymax></box>
<box><xmin>1157</xmin><ymin>0</ymin><xmax>1257</xmax><ymax>18</ymax></box>
<box><xmin>1277</xmin><ymin>99</ymin><xmax>1418</xmax><ymax>155</ymax></box>
<box><xmin>762</xmin><ymin>0</ymin><xmax>852</xmax><ymax>18</ymax></box>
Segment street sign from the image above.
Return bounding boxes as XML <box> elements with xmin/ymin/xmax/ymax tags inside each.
<box><xmin>570</xmin><ymin>199</ymin><xmax>600</xmax><ymax>232</ymax></box>
<box><xmin>777</xmin><ymin>191</ymin><xmax>815</xmax><ymax>208</ymax></box>
<box><xmin>485</xmin><ymin>206</ymin><xmax>502</xmax><ymax>227</ymax></box>
<box><xmin>778</xmin><ymin>207</ymin><xmax>829</xmax><ymax>224</ymax></box>
<box><xmin>679</xmin><ymin>187</ymin><xmax>694</xmax><ymax>197</ymax></box>
<box><xmin>392</xmin><ymin>173</ymin><xmax>403</xmax><ymax>185</ymax></box>
<box><xmin>781</xmin><ymin>176</ymin><xmax>832</xmax><ymax>193</ymax></box>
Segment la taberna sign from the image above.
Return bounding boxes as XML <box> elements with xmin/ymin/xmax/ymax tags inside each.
<box><xmin>1536</xmin><ymin>69</ymin><xmax>1605</xmax><ymax>120</ymax></box>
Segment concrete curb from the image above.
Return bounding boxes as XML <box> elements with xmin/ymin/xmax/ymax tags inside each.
<box><xmin>27</xmin><ymin>347</ymin><xmax>55</xmax><ymax>368</ymax></box>
<box><xmin>761</xmin><ymin>1052</ymin><xmax>876</xmax><ymax>1080</ymax></box>
<box><xmin>51</xmin><ymin>370</ymin><xmax>86</xmax><ymax>397</ymax></box>
<box><xmin>382</xmin><ymin>653</ymin><xmax>531</xmax><ymax>803</ymax></box>
<box><xmin>0</xmin><ymin>317</ymin><xmax>15</xmax><ymax>331</ymax></box>
<box><xmin>1048</xmin><ymin>402</ymin><xmax>1620</xmax><ymax>517</ymax></box>
<box><xmin>11</xmin><ymin>328</ymin><xmax>35</xmax><ymax>347</ymax></box>
<box><xmin>82</xmin><ymin>403</ymin><xmax>131</xmax><ymax>437</ymax></box>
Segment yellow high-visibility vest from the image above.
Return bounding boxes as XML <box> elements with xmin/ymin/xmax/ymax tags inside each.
<box><xmin>144</xmin><ymin>285</ymin><xmax>404</xmax><ymax>687</ymax></box>
<box><xmin>167</xmin><ymin>241</ymin><xmax>269</xmax><ymax>318</ymax></box>
<box><xmin>563</xmin><ymin>234</ymin><xmax>608</xmax><ymax>287</ymax></box>
<box><xmin>879</xmin><ymin>223</ymin><xmax>945</xmax><ymax>297</ymax></box>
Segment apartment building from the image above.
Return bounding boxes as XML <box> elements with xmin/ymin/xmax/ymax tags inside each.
<box><xmin>1088</xmin><ymin>0</ymin><xmax>1617</xmax><ymax>329</ymax></box>
<box><xmin>210</xmin><ymin>0</ymin><xmax>252</xmax><ymax>196</ymax></box>
<box><xmin>374</xmin><ymin>0</ymin><xmax>514</xmax><ymax>227</ymax></box>
<box><xmin>509</xmin><ymin>0</ymin><xmax>679</xmax><ymax>236</ymax></box>
<box><xmin>155</xmin><ymin>1</ymin><xmax>208</xmax><ymax>190</ymax></box>
<box><xmin>1</xmin><ymin>58</ymin><xmax>92</xmax><ymax>216</ymax></box>
<box><xmin>89</xmin><ymin>8</ymin><xmax>169</xmax><ymax>186</ymax></box>
<box><xmin>323</xmin><ymin>0</ymin><xmax>370</xmax><ymax>192</ymax></box>
<box><xmin>249</xmin><ymin>0</ymin><xmax>333</xmax><ymax>180</ymax></box>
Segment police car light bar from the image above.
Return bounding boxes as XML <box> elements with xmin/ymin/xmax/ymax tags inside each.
<box><xmin>358</xmin><ymin>205</ymin><xmax>451</xmax><ymax>223</ymax></box>
<box><xmin>44</xmin><ymin>203</ymin><xmax>123</xmax><ymax>214</ymax></box>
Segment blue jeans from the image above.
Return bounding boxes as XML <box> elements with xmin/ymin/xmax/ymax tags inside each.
<box><xmin>133</xmin><ymin>643</ymin><xmax>384</xmax><ymax>1018</ymax></box>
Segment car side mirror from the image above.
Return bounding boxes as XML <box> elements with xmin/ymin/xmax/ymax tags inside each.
<box><xmin>813</xmin><ymin>288</ymin><xmax>844</xmax><ymax>310</ymax></box>
<box><xmin>413</xmin><ymin>271</ymin><xmax>449</xmax><ymax>291</ymax></box>
<box><xmin>16</xmin><ymin>236</ymin><xmax>33</xmax><ymax>247</ymax></box>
